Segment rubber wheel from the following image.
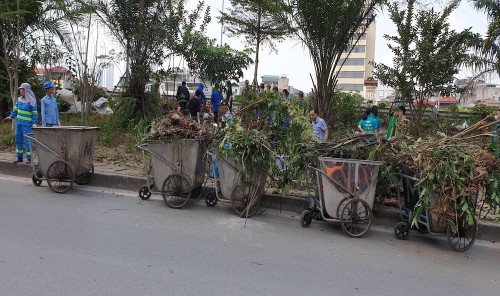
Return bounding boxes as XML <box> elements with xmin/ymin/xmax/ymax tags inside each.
<box><xmin>205</xmin><ymin>193</ymin><xmax>217</xmax><ymax>207</ymax></box>
<box><xmin>300</xmin><ymin>210</ymin><xmax>313</xmax><ymax>227</ymax></box>
<box><xmin>230</xmin><ymin>182</ymin><xmax>260</xmax><ymax>218</ymax></box>
<box><xmin>46</xmin><ymin>160</ymin><xmax>74</xmax><ymax>194</ymax></box>
<box><xmin>74</xmin><ymin>165</ymin><xmax>94</xmax><ymax>185</ymax></box>
<box><xmin>312</xmin><ymin>209</ymin><xmax>322</xmax><ymax>221</ymax></box>
<box><xmin>447</xmin><ymin>217</ymin><xmax>477</xmax><ymax>252</ymax></box>
<box><xmin>394</xmin><ymin>222</ymin><xmax>410</xmax><ymax>240</ymax></box>
<box><xmin>32</xmin><ymin>169</ymin><xmax>43</xmax><ymax>186</ymax></box>
<box><xmin>161</xmin><ymin>174</ymin><xmax>192</xmax><ymax>209</ymax></box>
<box><xmin>340</xmin><ymin>198</ymin><xmax>372</xmax><ymax>238</ymax></box>
<box><xmin>139</xmin><ymin>185</ymin><xmax>152</xmax><ymax>200</ymax></box>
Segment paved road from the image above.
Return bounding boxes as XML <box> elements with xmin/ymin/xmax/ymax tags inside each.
<box><xmin>0</xmin><ymin>175</ymin><xmax>498</xmax><ymax>296</ymax></box>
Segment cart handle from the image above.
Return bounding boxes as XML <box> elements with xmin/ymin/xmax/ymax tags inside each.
<box><xmin>24</xmin><ymin>133</ymin><xmax>61</xmax><ymax>158</ymax></box>
<box><xmin>395</xmin><ymin>173</ymin><xmax>420</xmax><ymax>182</ymax></box>
<box><xmin>306</xmin><ymin>164</ymin><xmax>356</xmax><ymax>198</ymax></box>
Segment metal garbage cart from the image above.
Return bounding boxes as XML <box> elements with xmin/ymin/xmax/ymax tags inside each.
<box><xmin>300</xmin><ymin>157</ymin><xmax>383</xmax><ymax>237</ymax></box>
<box><xmin>25</xmin><ymin>126</ymin><xmax>99</xmax><ymax>193</ymax></box>
<box><xmin>203</xmin><ymin>150</ymin><xmax>266</xmax><ymax>217</ymax></box>
<box><xmin>393</xmin><ymin>171</ymin><xmax>478</xmax><ymax>251</ymax></box>
<box><xmin>137</xmin><ymin>139</ymin><xmax>207</xmax><ymax>208</ymax></box>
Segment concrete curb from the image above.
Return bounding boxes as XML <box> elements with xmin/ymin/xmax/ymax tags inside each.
<box><xmin>1</xmin><ymin>159</ymin><xmax>498</xmax><ymax>243</ymax></box>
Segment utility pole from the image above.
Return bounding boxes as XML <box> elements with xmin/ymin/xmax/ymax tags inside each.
<box><xmin>220</xmin><ymin>0</ymin><xmax>225</xmax><ymax>46</ymax></box>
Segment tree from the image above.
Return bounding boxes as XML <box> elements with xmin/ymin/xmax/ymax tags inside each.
<box><xmin>179</xmin><ymin>30</ymin><xmax>254</xmax><ymax>86</ymax></box>
<box><xmin>373</xmin><ymin>1</ymin><xmax>480</xmax><ymax>135</ymax></box>
<box><xmin>470</xmin><ymin>0</ymin><xmax>500</xmax><ymax>76</ymax></box>
<box><xmin>220</xmin><ymin>0</ymin><xmax>291</xmax><ymax>87</ymax></box>
<box><xmin>0</xmin><ymin>0</ymin><xmax>45</xmax><ymax>105</ymax></box>
<box><xmin>282</xmin><ymin>0</ymin><xmax>382</xmax><ymax>129</ymax></box>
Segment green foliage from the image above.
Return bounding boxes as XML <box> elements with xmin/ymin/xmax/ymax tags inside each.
<box><xmin>179</xmin><ymin>30</ymin><xmax>254</xmax><ymax>85</ymax></box>
<box><xmin>375</xmin><ymin>165</ymin><xmax>399</xmax><ymax>204</ymax></box>
<box><xmin>470</xmin><ymin>0</ymin><xmax>500</xmax><ymax>76</ymax></box>
<box><xmin>220</xmin><ymin>0</ymin><xmax>292</xmax><ymax>85</ymax></box>
<box><xmin>219</xmin><ymin>91</ymin><xmax>315</xmax><ymax>193</ymax></box>
<box><xmin>373</xmin><ymin>1</ymin><xmax>481</xmax><ymax>135</ymax></box>
<box><xmin>471</xmin><ymin>103</ymin><xmax>495</xmax><ymax>122</ymax></box>
<box><xmin>331</xmin><ymin>91</ymin><xmax>363</xmax><ymax>131</ymax></box>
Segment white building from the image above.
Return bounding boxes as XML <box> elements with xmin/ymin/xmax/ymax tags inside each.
<box><xmin>335</xmin><ymin>22</ymin><xmax>377</xmax><ymax>103</ymax></box>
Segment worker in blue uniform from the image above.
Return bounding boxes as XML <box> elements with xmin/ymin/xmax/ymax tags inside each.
<box><xmin>2</xmin><ymin>82</ymin><xmax>38</xmax><ymax>164</ymax></box>
<box><xmin>41</xmin><ymin>81</ymin><xmax>60</xmax><ymax>127</ymax></box>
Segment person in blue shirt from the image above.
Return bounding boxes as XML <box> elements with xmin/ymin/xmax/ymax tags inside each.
<box><xmin>196</xmin><ymin>83</ymin><xmax>206</xmax><ymax>105</ymax></box>
<box><xmin>358</xmin><ymin>108</ymin><xmax>375</xmax><ymax>133</ymax></box>
<box><xmin>369</xmin><ymin>105</ymin><xmax>382</xmax><ymax>135</ymax></box>
<box><xmin>41</xmin><ymin>81</ymin><xmax>60</xmax><ymax>127</ymax></box>
<box><xmin>211</xmin><ymin>86</ymin><xmax>223</xmax><ymax>124</ymax></box>
<box><xmin>309</xmin><ymin>108</ymin><xmax>328</xmax><ymax>142</ymax></box>
<box><xmin>2</xmin><ymin>82</ymin><xmax>38</xmax><ymax>163</ymax></box>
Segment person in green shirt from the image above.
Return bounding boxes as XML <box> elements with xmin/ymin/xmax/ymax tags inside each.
<box><xmin>386</xmin><ymin>106</ymin><xmax>406</xmax><ymax>140</ymax></box>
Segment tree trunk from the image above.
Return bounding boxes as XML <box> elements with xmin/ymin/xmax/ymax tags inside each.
<box><xmin>252</xmin><ymin>7</ymin><xmax>262</xmax><ymax>88</ymax></box>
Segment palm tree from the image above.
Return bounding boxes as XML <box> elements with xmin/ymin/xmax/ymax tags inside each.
<box><xmin>282</xmin><ymin>0</ymin><xmax>382</xmax><ymax>129</ymax></box>
<box><xmin>470</xmin><ymin>0</ymin><xmax>500</xmax><ymax>75</ymax></box>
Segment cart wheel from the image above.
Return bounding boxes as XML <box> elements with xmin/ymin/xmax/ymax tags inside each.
<box><xmin>32</xmin><ymin>169</ymin><xmax>43</xmax><ymax>186</ymax></box>
<box><xmin>300</xmin><ymin>210</ymin><xmax>313</xmax><ymax>227</ymax></box>
<box><xmin>205</xmin><ymin>193</ymin><xmax>217</xmax><ymax>207</ymax></box>
<box><xmin>74</xmin><ymin>165</ymin><xmax>94</xmax><ymax>185</ymax></box>
<box><xmin>230</xmin><ymin>182</ymin><xmax>260</xmax><ymax>218</ymax></box>
<box><xmin>447</xmin><ymin>217</ymin><xmax>477</xmax><ymax>252</ymax></box>
<box><xmin>46</xmin><ymin>160</ymin><xmax>74</xmax><ymax>194</ymax></box>
<box><xmin>312</xmin><ymin>209</ymin><xmax>322</xmax><ymax>221</ymax></box>
<box><xmin>394</xmin><ymin>222</ymin><xmax>410</xmax><ymax>240</ymax></box>
<box><xmin>162</xmin><ymin>174</ymin><xmax>192</xmax><ymax>209</ymax></box>
<box><xmin>139</xmin><ymin>185</ymin><xmax>152</xmax><ymax>200</ymax></box>
<box><xmin>340</xmin><ymin>198</ymin><xmax>372</xmax><ymax>238</ymax></box>
<box><xmin>336</xmin><ymin>197</ymin><xmax>350</xmax><ymax>218</ymax></box>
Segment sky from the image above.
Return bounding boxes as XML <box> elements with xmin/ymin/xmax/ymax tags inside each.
<box><xmin>185</xmin><ymin>0</ymin><xmax>491</xmax><ymax>93</ymax></box>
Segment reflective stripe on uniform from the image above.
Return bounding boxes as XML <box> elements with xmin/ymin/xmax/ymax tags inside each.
<box><xmin>16</xmin><ymin>115</ymin><xmax>33</xmax><ymax>122</ymax></box>
<box><xmin>26</xmin><ymin>151</ymin><xmax>32</xmax><ymax>156</ymax></box>
<box><xmin>17</xmin><ymin>109</ymin><xmax>32</xmax><ymax>115</ymax></box>
<box><xmin>16</xmin><ymin>149</ymin><xmax>23</xmax><ymax>153</ymax></box>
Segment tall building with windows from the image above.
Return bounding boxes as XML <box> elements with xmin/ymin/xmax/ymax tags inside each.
<box><xmin>335</xmin><ymin>22</ymin><xmax>377</xmax><ymax>103</ymax></box>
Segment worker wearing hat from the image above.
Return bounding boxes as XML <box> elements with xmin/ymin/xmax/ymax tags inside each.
<box><xmin>41</xmin><ymin>81</ymin><xmax>60</xmax><ymax>127</ymax></box>
<box><xmin>2</xmin><ymin>82</ymin><xmax>38</xmax><ymax>163</ymax></box>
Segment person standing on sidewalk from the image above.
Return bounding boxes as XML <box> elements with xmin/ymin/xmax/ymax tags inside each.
<box><xmin>188</xmin><ymin>90</ymin><xmax>202</xmax><ymax>124</ymax></box>
<box><xmin>41</xmin><ymin>81</ymin><xmax>60</xmax><ymax>127</ymax></box>
<box><xmin>2</xmin><ymin>82</ymin><xmax>38</xmax><ymax>164</ymax></box>
<box><xmin>211</xmin><ymin>86</ymin><xmax>223</xmax><ymax>124</ymax></box>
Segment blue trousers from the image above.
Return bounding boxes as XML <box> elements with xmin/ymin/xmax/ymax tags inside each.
<box><xmin>15</xmin><ymin>123</ymin><xmax>32</xmax><ymax>161</ymax></box>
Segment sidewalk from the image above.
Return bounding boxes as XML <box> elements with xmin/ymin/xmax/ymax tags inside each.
<box><xmin>0</xmin><ymin>151</ymin><xmax>498</xmax><ymax>243</ymax></box>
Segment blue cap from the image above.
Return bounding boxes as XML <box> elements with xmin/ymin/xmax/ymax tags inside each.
<box><xmin>43</xmin><ymin>81</ymin><xmax>54</xmax><ymax>89</ymax></box>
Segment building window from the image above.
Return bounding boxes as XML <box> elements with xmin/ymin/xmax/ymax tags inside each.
<box><xmin>351</xmin><ymin>45</ymin><xmax>366</xmax><ymax>53</ymax></box>
<box><xmin>337</xmin><ymin>71</ymin><xmax>365</xmax><ymax>79</ymax></box>
<box><xmin>337</xmin><ymin>84</ymin><xmax>364</xmax><ymax>91</ymax></box>
<box><xmin>339</xmin><ymin>58</ymin><xmax>365</xmax><ymax>66</ymax></box>
<box><xmin>353</xmin><ymin>33</ymin><xmax>367</xmax><ymax>40</ymax></box>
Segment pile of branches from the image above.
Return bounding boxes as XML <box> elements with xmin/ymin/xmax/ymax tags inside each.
<box><xmin>148</xmin><ymin>111</ymin><xmax>217</xmax><ymax>140</ymax></box>
<box><xmin>381</xmin><ymin>116</ymin><xmax>500</xmax><ymax>227</ymax></box>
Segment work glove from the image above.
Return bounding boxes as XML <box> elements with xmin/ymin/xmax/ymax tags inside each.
<box><xmin>2</xmin><ymin>117</ymin><xmax>12</xmax><ymax>124</ymax></box>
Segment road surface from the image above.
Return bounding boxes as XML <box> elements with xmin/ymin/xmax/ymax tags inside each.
<box><xmin>0</xmin><ymin>174</ymin><xmax>498</xmax><ymax>296</ymax></box>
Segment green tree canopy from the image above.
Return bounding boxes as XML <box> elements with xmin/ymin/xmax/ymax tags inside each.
<box><xmin>220</xmin><ymin>0</ymin><xmax>292</xmax><ymax>87</ymax></box>
<box><xmin>373</xmin><ymin>0</ymin><xmax>480</xmax><ymax>135</ymax></box>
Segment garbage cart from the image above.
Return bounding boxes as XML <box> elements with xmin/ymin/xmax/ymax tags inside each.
<box><xmin>138</xmin><ymin>139</ymin><xmax>207</xmax><ymax>208</ymax></box>
<box><xmin>393</xmin><ymin>171</ymin><xmax>478</xmax><ymax>252</ymax></box>
<box><xmin>25</xmin><ymin>126</ymin><xmax>99</xmax><ymax>193</ymax></box>
<box><xmin>300</xmin><ymin>157</ymin><xmax>383</xmax><ymax>237</ymax></box>
<box><xmin>203</xmin><ymin>150</ymin><xmax>266</xmax><ymax>218</ymax></box>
